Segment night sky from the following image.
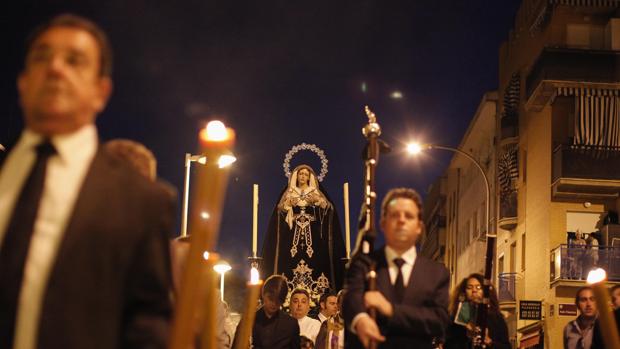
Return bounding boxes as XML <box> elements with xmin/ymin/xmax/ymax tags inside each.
<box><xmin>2</xmin><ymin>1</ymin><xmax>522</xmax><ymax>289</ymax></box>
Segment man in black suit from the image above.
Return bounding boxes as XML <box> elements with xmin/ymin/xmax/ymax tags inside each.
<box><xmin>343</xmin><ymin>187</ymin><xmax>450</xmax><ymax>348</ymax></box>
<box><xmin>0</xmin><ymin>14</ymin><xmax>173</xmax><ymax>349</ymax></box>
<box><xmin>232</xmin><ymin>275</ymin><xmax>300</xmax><ymax>349</ymax></box>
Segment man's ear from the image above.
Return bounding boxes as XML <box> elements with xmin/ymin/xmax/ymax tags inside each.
<box><xmin>93</xmin><ymin>76</ymin><xmax>113</xmax><ymax>113</ymax></box>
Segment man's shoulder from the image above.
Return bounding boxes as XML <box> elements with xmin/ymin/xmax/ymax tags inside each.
<box><xmin>306</xmin><ymin>316</ymin><xmax>321</xmax><ymax>326</ymax></box>
<box><xmin>415</xmin><ymin>254</ymin><xmax>448</xmax><ymax>272</ymax></box>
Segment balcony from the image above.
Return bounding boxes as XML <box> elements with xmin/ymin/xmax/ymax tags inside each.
<box><xmin>501</xmin><ymin>115</ymin><xmax>519</xmax><ymax>139</ymax></box>
<box><xmin>525</xmin><ymin>47</ymin><xmax>620</xmax><ymax>111</ymax></box>
<box><xmin>550</xmin><ymin>244</ymin><xmax>620</xmax><ymax>286</ymax></box>
<box><xmin>498</xmin><ymin>272</ymin><xmax>518</xmax><ymax>308</ymax></box>
<box><xmin>552</xmin><ymin>144</ymin><xmax>620</xmax><ymax>199</ymax></box>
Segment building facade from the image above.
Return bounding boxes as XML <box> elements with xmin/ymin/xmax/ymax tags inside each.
<box><xmin>422</xmin><ymin>1</ymin><xmax>620</xmax><ymax>347</ymax></box>
<box><xmin>496</xmin><ymin>0</ymin><xmax>620</xmax><ymax>347</ymax></box>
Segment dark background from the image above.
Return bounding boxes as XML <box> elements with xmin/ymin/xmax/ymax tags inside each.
<box><xmin>2</xmin><ymin>0</ymin><xmax>522</xmax><ymax>309</ymax></box>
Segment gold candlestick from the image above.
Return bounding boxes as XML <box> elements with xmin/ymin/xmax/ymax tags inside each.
<box><xmin>233</xmin><ymin>267</ymin><xmax>263</xmax><ymax>349</ymax></box>
<box><xmin>587</xmin><ymin>268</ymin><xmax>620</xmax><ymax>349</ymax></box>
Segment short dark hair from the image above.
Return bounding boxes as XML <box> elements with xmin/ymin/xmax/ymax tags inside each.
<box><xmin>24</xmin><ymin>13</ymin><xmax>113</xmax><ymax>77</ymax></box>
<box><xmin>291</xmin><ymin>288</ymin><xmax>310</xmax><ymax>301</ymax></box>
<box><xmin>263</xmin><ymin>275</ymin><xmax>288</xmax><ymax>305</ymax></box>
<box><xmin>104</xmin><ymin>139</ymin><xmax>156</xmax><ymax>180</ymax></box>
<box><xmin>575</xmin><ymin>286</ymin><xmax>593</xmax><ymax>306</ymax></box>
<box><xmin>319</xmin><ymin>290</ymin><xmax>337</xmax><ymax>305</ymax></box>
<box><xmin>380</xmin><ymin>187</ymin><xmax>423</xmax><ymax>220</ymax></box>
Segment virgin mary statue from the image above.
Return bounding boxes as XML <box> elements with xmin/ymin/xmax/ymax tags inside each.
<box><xmin>261</xmin><ymin>164</ymin><xmax>345</xmax><ymax>301</ymax></box>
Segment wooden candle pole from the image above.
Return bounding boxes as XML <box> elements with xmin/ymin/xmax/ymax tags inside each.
<box><xmin>170</xmin><ymin>121</ymin><xmax>236</xmax><ymax>349</ymax></box>
<box><xmin>199</xmin><ymin>253</ymin><xmax>220</xmax><ymax>349</ymax></box>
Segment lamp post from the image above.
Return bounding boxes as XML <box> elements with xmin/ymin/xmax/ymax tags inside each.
<box><xmin>407</xmin><ymin>143</ymin><xmax>491</xmax><ymax>238</ymax></box>
<box><xmin>181</xmin><ymin>153</ymin><xmax>207</xmax><ymax>237</ymax></box>
<box><xmin>213</xmin><ymin>261</ymin><xmax>232</xmax><ymax>302</ymax></box>
<box><xmin>407</xmin><ymin>142</ymin><xmax>497</xmax><ymax>344</ymax></box>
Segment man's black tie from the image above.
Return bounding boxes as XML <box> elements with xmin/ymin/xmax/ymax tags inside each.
<box><xmin>393</xmin><ymin>257</ymin><xmax>406</xmax><ymax>303</ymax></box>
<box><xmin>0</xmin><ymin>140</ymin><xmax>56</xmax><ymax>348</ymax></box>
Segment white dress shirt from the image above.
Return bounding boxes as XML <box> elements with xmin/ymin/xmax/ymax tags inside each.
<box><xmin>349</xmin><ymin>245</ymin><xmax>417</xmax><ymax>333</ymax></box>
<box><xmin>384</xmin><ymin>244</ymin><xmax>417</xmax><ymax>287</ymax></box>
<box><xmin>0</xmin><ymin>125</ymin><xmax>98</xmax><ymax>349</ymax></box>
<box><xmin>298</xmin><ymin>315</ymin><xmax>322</xmax><ymax>343</ymax></box>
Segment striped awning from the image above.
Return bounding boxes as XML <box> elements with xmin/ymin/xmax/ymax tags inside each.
<box><xmin>558</xmin><ymin>87</ymin><xmax>620</xmax><ymax>148</ymax></box>
<box><xmin>551</xmin><ymin>0</ymin><xmax>620</xmax><ymax>6</ymax></box>
<box><xmin>498</xmin><ymin>143</ymin><xmax>519</xmax><ymax>194</ymax></box>
<box><xmin>502</xmin><ymin>72</ymin><xmax>520</xmax><ymax>120</ymax></box>
<box><xmin>557</xmin><ymin>87</ymin><xmax>620</xmax><ymax>96</ymax></box>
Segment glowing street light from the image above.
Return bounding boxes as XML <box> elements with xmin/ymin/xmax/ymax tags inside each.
<box><xmin>217</xmin><ymin>154</ymin><xmax>237</xmax><ymax>168</ymax></box>
<box><xmin>407</xmin><ymin>142</ymin><xmax>492</xmax><ymax>239</ymax></box>
<box><xmin>181</xmin><ymin>153</ymin><xmax>207</xmax><ymax>237</ymax></box>
<box><xmin>213</xmin><ymin>260</ymin><xmax>232</xmax><ymax>302</ymax></box>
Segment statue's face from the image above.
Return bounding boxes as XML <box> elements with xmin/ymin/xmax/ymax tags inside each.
<box><xmin>297</xmin><ymin>168</ymin><xmax>310</xmax><ymax>186</ymax></box>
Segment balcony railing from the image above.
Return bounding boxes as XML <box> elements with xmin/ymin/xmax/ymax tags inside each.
<box><xmin>498</xmin><ymin>272</ymin><xmax>518</xmax><ymax>303</ymax></box>
<box><xmin>552</xmin><ymin>144</ymin><xmax>620</xmax><ymax>199</ymax></box>
<box><xmin>526</xmin><ymin>47</ymin><xmax>620</xmax><ymax>100</ymax></box>
<box><xmin>550</xmin><ymin>244</ymin><xmax>620</xmax><ymax>283</ymax></box>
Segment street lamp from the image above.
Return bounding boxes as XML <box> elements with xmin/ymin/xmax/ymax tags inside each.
<box><xmin>407</xmin><ymin>141</ymin><xmax>497</xmax><ymax>341</ymax></box>
<box><xmin>180</xmin><ymin>148</ymin><xmax>237</xmax><ymax>238</ymax></box>
<box><xmin>213</xmin><ymin>260</ymin><xmax>232</xmax><ymax>302</ymax></box>
<box><xmin>407</xmin><ymin>143</ymin><xmax>492</xmax><ymax>238</ymax></box>
<box><xmin>181</xmin><ymin>153</ymin><xmax>207</xmax><ymax>237</ymax></box>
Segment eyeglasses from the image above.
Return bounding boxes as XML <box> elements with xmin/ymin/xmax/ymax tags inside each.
<box><xmin>466</xmin><ymin>285</ymin><xmax>482</xmax><ymax>291</ymax></box>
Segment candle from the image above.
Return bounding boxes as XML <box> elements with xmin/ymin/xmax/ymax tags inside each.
<box><xmin>170</xmin><ymin>120</ymin><xmax>236</xmax><ymax>349</ymax></box>
<box><xmin>252</xmin><ymin>184</ymin><xmax>259</xmax><ymax>258</ymax></box>
<box><xmin>343</xmin><ymin>183</ymin><xmax>351</xmax><ymax>259</ymax></box>
<box><xmin>234</xmin><ymin>267</ymin><xmax>263</xmax><ymax>349</ymax></box>
<box><xmin>587</xmin><ymin>268</ymin><xmax>620</xmax><ymax>349</ymax></box>
<box><xmin>200</xmin><ymin>253</ymin><xmax>220</xmax><ymax>349</ymax></box>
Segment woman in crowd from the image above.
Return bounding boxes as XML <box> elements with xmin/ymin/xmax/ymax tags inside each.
<box><xmin>444</xmin><ymin>273</ymin><xmax>510</xmax><ymax>349</ymax></box>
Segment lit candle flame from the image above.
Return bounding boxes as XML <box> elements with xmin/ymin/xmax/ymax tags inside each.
<box><xmin>250</xmin><ymin>267</ymin><xmax>260</xmax><ymax>285</ymax></box>
<box><xmin>587</xmin><ymin>267</ymin><xmax>607</xmax><ymax>284</ymax></box>
<box><xmin>205</xmin><ymin>121</ymin><xmax>229</xmax><ymax>141</ymax></box>
<box><xmin>203</xmin><ymin>251</ymin><xmax>210</xmax><ymax>260</ymax></box>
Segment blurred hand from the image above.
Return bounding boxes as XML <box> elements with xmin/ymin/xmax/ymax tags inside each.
<box><xmin>364</xmin><ymin>291</ymin><xmax>393</xmax><ymax>317</ymax></box>
<box><xmin>355</xmin><ymin>315</ymin><xmax>386</xmax><ymax>348</ymax></box>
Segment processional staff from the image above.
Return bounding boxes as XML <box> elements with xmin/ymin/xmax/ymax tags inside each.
<box><xmin>354</xmin><ymin>106</ymin><xmax>390</xmax><ymax>349</ymax></box>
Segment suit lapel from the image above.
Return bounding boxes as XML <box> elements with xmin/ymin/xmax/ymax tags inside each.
<box><xmin>52</xmin><ymin>148</ymin><xmax>108</xmax><ymax>267</ymax></box>
<box><xmin>403</xmin><ymin>255</ymin><xmax>425</xmax><ymax>304</ymax></box>
<box><xmin>376</xmin><ymin>249</ymin><xmax>395</xmax><ymax>302</ymax></box>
